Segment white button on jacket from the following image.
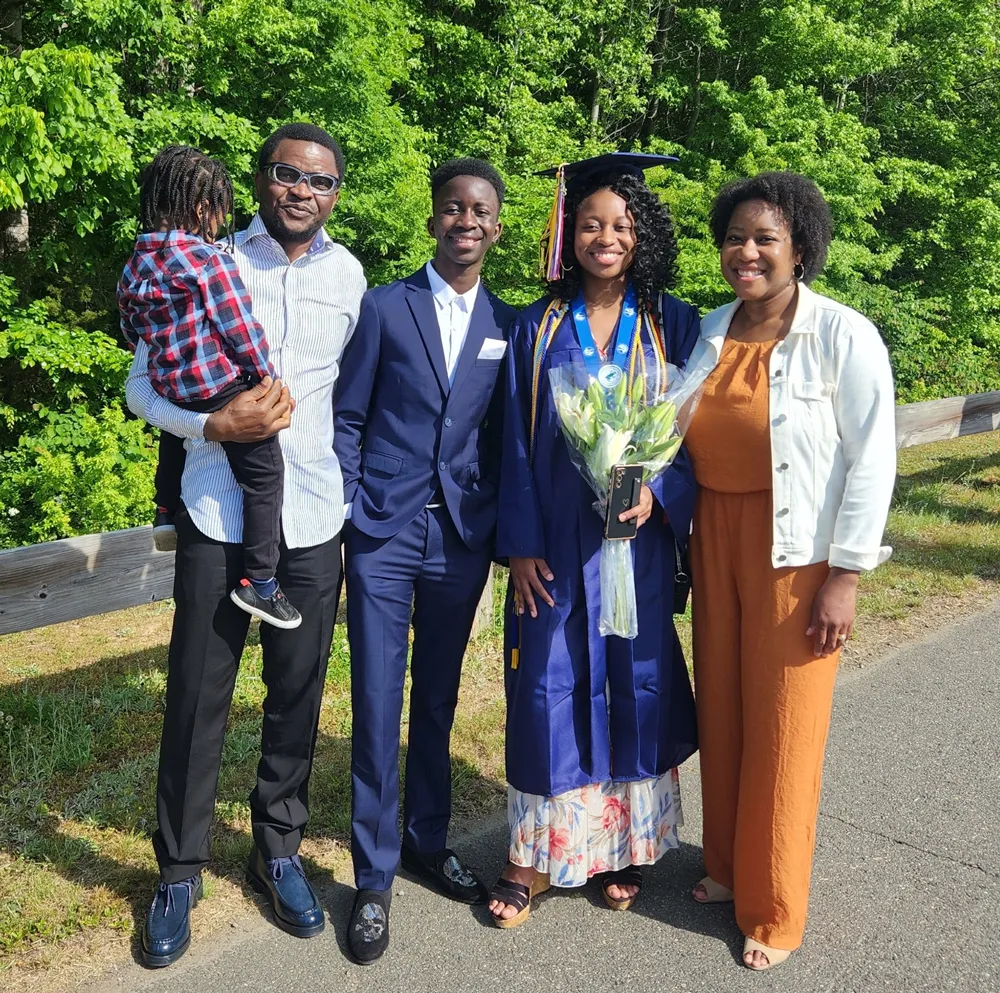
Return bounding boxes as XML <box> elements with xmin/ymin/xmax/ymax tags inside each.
<box><xmin>682</xmin><ymin>282</ymin><xmax>897</xmax><ymax>571</ymax></box>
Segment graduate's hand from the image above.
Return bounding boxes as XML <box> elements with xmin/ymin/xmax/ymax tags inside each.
<box><xmin>509</xmin><ymin>557</ymin><xmax>554</xmax><ymax>618</ymax></box>
<box><xmin>204</xmin><ymin>376</ymin><xmax>294</xmax><ymax>443</ymax></box>
<box><xmin>806</xmin><ymin>568</ymin><xmax>859</xmax><ymax>657</ymax></box>
<box><xmin>618</xmin><ymin>484</ymin><xmax>654</xmax><ymax>530</ymax></box>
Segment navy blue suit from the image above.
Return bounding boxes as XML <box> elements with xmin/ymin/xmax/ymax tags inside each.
<box><xmin>334</xmin><ymin>266</ymin><xmax>516</xmax><ymax>890</ymax></box>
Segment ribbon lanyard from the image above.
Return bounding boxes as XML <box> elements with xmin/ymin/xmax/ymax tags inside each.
<box><xmin>570</xmin><ymin>282</ymin><xmax>639</xmax><ymax>390</ymax></box>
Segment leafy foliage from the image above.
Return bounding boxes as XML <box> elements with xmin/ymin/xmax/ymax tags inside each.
<box><xmin>0</xmin><ymin>406</ymin><xmax>156</xmax><ymax>547</ymax></box>
<box><xmin>2</xmin><ymin>0</ymin><xmax>999</xmax><ymax>546</ymax></box>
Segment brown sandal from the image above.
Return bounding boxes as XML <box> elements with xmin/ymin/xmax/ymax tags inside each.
<box><xmin>600</xmin><ymin>866</ymin><xmax>642</xmax><ymax>911</ymax></box>
<box><xmin>743</xmin><ymin>936</ymin><xmax>792</xmax><ymax>970</ymax></box>
<box><xmin>692</xmin><ymin>875</ymin><xmax>734</xmax><ymax>904</ymax></box>
<box><xmin>488</xmin><ymin>872</ymin><xmax>551</xmax><ymax>929</ymax></box>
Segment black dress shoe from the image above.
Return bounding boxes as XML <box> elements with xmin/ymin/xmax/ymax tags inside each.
<box><xmin>347</xmin><ymin>888</ymin><xmax>390</xmax><ymax>965</ymax></box>
<box><xmin>141</xmin><ymin>875</ymin><xmax>202</xmax><ymax>968</ymax></box>
<box><xmin>400</xmin><ymin>845</ymin><xmax>488</xmax><ymax>904</ymax></box>
<box><xmin>246</xmin><ymin>849</ymin><xmax>325</xmax><ymax>938</ymax></box>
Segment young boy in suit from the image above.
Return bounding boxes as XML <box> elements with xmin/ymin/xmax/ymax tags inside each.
<box><xmin>334</xmin><ymin>159</ymin><xmax>514</xmax><ymax>964</ymax></box>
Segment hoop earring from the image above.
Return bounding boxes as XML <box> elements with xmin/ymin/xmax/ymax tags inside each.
<box><xmin>793</xmin><ymin>262</ymin><xmax>805</xmax><ymax>281</ymax></box>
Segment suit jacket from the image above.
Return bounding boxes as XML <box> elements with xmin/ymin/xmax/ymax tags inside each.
<box><xmin>333</xmin><ymin>265</ymin><xmax>517</xmax><ymax>551</ymax></box>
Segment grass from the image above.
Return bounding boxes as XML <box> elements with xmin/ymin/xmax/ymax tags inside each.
<box><xmin>856</xmin><ymin>431</ymin><xmax>1000</xmax><ymax>621</ymax></box>
<box><xmin>2</xmin><ymin>430</ymin><xmax>999</xmax><ymax>981</ymax></box>
<box><xmin>0</xmin><ymin>595</ymin><xmax>508</xmax><ymax>984</ymax></box>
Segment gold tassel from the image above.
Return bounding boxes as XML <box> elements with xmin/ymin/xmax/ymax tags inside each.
<box><xmin>538</xmin><ymin>163</ymin><xmax>567</xmax><ymax>281</ymax></box>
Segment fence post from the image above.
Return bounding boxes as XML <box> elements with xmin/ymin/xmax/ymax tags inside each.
<box><xmin>470</xmin><ymin>563</ymin><xmax>495</xmax><ymax>640</ymax></box>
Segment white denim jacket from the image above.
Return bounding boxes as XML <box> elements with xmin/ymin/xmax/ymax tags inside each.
<box><xmin>682</xmin><ymin>283</ymin><xmax>896</xmax><ymax>571</ymax></box>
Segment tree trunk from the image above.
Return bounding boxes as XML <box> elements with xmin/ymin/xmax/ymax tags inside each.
<box><xmin>590</xmin><ymin>27</ymin><xmax>604</xmax><ymax>134</ymax></box>
<box><xmin>640</xmin><ymin>1</ymin><xmax>674</xmax><ymax>141</ymax></box>
<box><xmin>1</xmin><ymin>0</ymin><xmax>21</xmax><ymax>56</ymax></box>
<box><xmin>0</xmin><ymin>2</ymin><xmax>28</xmax><ymax>263</ymax></box>
<box><xmin>685</xmin><ymin>45</ymin><xmax>703</xmax><ymax>144</ymax></box>
<box><xmin>0</xmin><ymin>208</ymin><xmax>29</xmax><ymax>261</ymax></box>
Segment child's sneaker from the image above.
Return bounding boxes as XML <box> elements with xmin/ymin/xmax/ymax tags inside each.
<box><xmin>152</xmin><ymin>508</ymin><xmax>177</xmax><ymax>552</ymax></box>
<box><xmin>229</xmin><ymin>579</ymin><xmax>302</xmax><ymax>630</ymax></box>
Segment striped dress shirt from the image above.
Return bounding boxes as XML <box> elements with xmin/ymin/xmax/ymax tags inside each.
<box><xmin>125</xmin><ymin>213</ymin><xmax>366</xmax><ymax>549</ymax></box>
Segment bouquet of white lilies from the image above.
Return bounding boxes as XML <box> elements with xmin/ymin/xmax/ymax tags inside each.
<box><xmin>549</xmin><ymin>362</ymin><xmax>699</xmax><ymax>638</ymax></box>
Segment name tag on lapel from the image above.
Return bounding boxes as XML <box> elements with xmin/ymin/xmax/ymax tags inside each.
<box><xmin>477</xmin><ymin>338</ymin><xmax>507</xmax><ymax>360</ymax></box>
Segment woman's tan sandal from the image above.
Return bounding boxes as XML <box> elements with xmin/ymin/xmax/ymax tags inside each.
<box><xmin>743</xmin><ymin>937</ymin><xmax>792</xmax><ymax>971</ymax></box>
<box><xmin>691</xmin><ymin>875</ymin><xmax>734</xmax><ymax>904</ymax></box>
<box><xmin>600</xmin><ymin>866</ymin><xmax>643</xmax><ymax>912</ymax></box>
<box><xmin>489</xmin><ymin>873</ymin><xmax>551</xmax><ymax>929</ymax></box>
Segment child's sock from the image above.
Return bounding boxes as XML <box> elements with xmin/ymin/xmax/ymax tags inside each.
<box><xmin>249</xmin><ymin>577</ymin><xmax>279</xmax><ymax>599</ymax></box>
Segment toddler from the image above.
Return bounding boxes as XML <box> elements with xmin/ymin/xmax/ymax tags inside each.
<box><xmin>118</xmin><ymin>145</ymin><xmax>300</xmax><ymax>630</ymax></box>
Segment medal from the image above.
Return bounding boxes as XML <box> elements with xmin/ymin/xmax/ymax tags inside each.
<box><xmin>597</xmin><ymin>364</ymin><xmax>623</xmax><ymax>388</ymax></box>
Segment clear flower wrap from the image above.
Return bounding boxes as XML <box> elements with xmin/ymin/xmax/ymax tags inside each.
<box><xmin>548</xmin><ymin>361</ymin><xmax>702</xmax><ymax>639</ymax></box>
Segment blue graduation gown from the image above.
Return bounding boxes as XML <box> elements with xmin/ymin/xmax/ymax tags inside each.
<box><xmin>497</xmin><ymin>292</ymin><xmax>700</xmax><ymax>798</ymax></box>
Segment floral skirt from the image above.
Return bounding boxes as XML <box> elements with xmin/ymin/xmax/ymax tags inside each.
<box><xmin>507</xmin><ymin>770</ymin><xmax>683</xmax><ymax>888</ymax></box>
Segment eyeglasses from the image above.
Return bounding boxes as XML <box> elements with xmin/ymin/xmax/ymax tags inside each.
<box><xmin>266</xmin><ymin>162</ymin><xmax>341</xmax><ymax>195</ymax></box>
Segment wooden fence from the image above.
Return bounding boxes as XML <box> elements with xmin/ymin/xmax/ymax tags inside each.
<box><xmin>2</xmin><ymin>390</ymin><xmax>999</xmax><ymax>638</ymax></box>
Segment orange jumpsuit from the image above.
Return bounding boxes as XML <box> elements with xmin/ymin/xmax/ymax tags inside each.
<box><xmin>684</xmin><ymin>337</ymin><xmax>840</xmax><ymax>951</ymax></box>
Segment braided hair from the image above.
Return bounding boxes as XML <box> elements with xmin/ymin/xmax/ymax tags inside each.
<box><xmin>139</xmin><ymin>145</ymin><xmax>235</xmax><ymax>245</ymax></box>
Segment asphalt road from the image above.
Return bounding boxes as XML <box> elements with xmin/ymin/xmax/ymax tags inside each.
<box><xmin>83</xmin><ymin>604</ymin><xmax>1000</xmax><ymax>993</ymax></box>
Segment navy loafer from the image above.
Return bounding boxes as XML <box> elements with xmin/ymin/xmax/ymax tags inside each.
<box><xmin>141</xmin><ymin>874</ymin><xmax>203</xmax><ymax>968</ymax></box>
<box><xmin>247</xmin><ymin>849</ymin><xmax>325</xmax><ymax>938</ymax></box>
<box><xmin>347</xmin><ymin>887</ymin><xmax>391</xmax><ymax>965</ymax></box>
<box><xmin>400</xmin><ymin>845</ymin><xmax>488</xmax><ymax>904</ymax></box>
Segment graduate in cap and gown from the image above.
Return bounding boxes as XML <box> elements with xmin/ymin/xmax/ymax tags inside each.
<box><xmin>488</xmin><ymin>154</ymin><xmax>699</xmax><ymax>927</ymax></box>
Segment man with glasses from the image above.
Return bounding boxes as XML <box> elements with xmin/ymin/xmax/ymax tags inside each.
<box><xmin>125</xmin><ymin>122</ymin><xmax>365</xmax><ymax>967</ymax></box>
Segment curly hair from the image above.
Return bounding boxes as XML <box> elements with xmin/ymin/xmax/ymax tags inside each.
<box><xmin>548</xmin><ymin>170</ymin><xmax>678</xmax><ymax>303</ymax></box>
<box><xmin>431</xmin><ymin>157</ymin><xmax>505</xmax><ymax>206</ymax></box>
<box><xmin>709</xmin><ymin>171</ymin><xmax>833</xmax><ymax>283</ymax></box>
<box><xmin>140</xmin><ymin>145</ymin><xmax>234</xmax><ymax>243</ymax></box>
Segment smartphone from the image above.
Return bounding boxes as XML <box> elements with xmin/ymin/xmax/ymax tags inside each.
<box><xmin>604</xmin><ymin>464</ymin><xmax>644</xmax><ymax>540</ymax></box>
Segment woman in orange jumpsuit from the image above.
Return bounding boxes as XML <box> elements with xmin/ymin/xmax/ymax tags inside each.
<box><xmin>682</xmin><ymin>172</ymin><xmax>897</xmax><ymax>970</ymax></box>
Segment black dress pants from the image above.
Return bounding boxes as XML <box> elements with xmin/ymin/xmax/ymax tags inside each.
<box><xmin>156</xmin><ymin>377</ymin><xmax>284</xmax><ymax>581</ymax></box>
<box><xmin>154</xmin><ymin>431</ymin><xmax>185</xmax><ymax>514</ymax></box>
<box><xmin>152</xmin><ymin>506</ymin><xmax>342</xmax><ymax>883</ymax></box>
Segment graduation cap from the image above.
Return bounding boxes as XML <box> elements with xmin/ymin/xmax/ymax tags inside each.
<box><xmin>538</xmin><ymin>153</ymin><xmax>679</xmax><ymax>281</ymax></box>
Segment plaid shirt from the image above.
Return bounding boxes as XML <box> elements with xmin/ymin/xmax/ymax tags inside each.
<box><xmin>118</xmin><ymin>230</ymin><xmax>273</xmax><ymax>402</ymax></box>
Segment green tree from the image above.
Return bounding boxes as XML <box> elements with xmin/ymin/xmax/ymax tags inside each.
<box><xmin>2</xmin><ymin>0</ymin><xmax>1000</xmax><ymax>545</ymax></box>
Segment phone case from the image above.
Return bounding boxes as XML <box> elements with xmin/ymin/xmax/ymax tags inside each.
<box><xmin>604</xmin><ymin>464</ymin><xmax>644</xmax><ymax>540</ymax></box>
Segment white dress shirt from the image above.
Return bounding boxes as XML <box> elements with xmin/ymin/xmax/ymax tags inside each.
<box><xmin>125</xmin><ymin>213</ymin><xmax>366</xmax><ymax>549</ymax></box>
<box><xmin>683</xmin><ymin>282</ymin><xmax>897</xmax><ymax>571</ymax></box>
<box><xmin>425</xmin><ymin>261</ymin><xmax>479</xmax><ymax>381</ymax></box>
